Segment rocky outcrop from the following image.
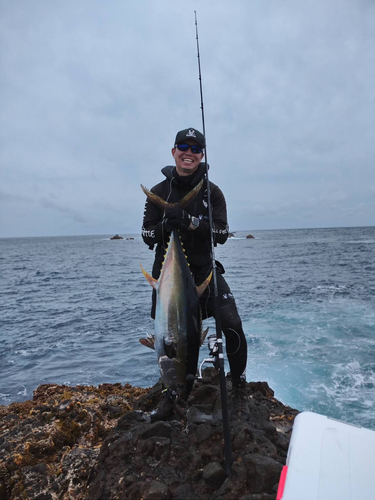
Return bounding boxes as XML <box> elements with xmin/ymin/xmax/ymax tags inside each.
<box><xmin>110</xmin><ymin>234</ymin><xmax>123</xmax><ymax>240</ymax></box>
<box><xmin>246</xmin><ymin>234</ymin><xmax>254</xmax><ymax>239</ymax></box>
<box><xmin>0</xmin><ymin>383</ymin><xmax>148</xmax><ymax>500</ymax></box>
<box><xmin>0</xmin><ymin>370</ymin><xmax>298</xmax><ymax>500</ymax></box>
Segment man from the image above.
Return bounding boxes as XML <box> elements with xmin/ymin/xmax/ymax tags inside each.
<box><xmin>142</xmin><ymin>127</ymin><xmax>248</xmax><ymax>420</ymax></box>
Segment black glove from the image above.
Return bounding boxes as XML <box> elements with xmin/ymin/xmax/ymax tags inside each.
<box><xmin>164</xmin><ymin>207</ymin><xmax>190</xmax><ymax>232</ymax></box>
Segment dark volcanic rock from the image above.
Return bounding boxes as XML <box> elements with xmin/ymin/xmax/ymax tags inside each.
<box><xmin>143</xmin><ymin>480</ymin><xmax>169</xmax><ymax>499</ymax></box>
<box><xmin>0</xmin><ymin>369</ymin><xmax>298</xmax><ymax>499</ymax></box>
<box><xmin>203</xmin><ymin>461</ymin><xmax>226</xmax><ymax>487</ymax></box>
<box><xmin>86</xmin><ymin>369</ymin><xmax>298</xmax><ymax>500</ymax></box>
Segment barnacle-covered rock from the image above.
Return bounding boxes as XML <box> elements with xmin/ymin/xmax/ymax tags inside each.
<box><xmin>0</xmin><ymin>462</ymin><xmax>11</xmax><ymax>500</ymax></box>
<box><xmin>0</xmin><ymin>371</ymin><xmax>298</xmax><ymax>499</ymax></box>
<box><xmin>0</xmin><ymin>382</ymin><xmax>148</xmax><ymax>499</ymax></box>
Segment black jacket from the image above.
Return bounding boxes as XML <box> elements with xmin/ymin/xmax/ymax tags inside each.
<box><xmin>141</xmin><ymin>163</ymin><xmax>229</xmax><ymax>279</ymax></box>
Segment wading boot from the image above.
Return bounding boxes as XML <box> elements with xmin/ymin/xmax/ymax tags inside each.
<box><xmin>231</xmin><ymin>380</ymin><xmax>250</xmax><ymax>421</ymax></box>
<box><xmin>150</xmin><ymin>391</ymin><xmax>174</xmax><ymax>423</ymax></box>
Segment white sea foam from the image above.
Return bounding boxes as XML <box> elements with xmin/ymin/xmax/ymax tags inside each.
<box><xmin>15</xmin><ymin>349</ymin><xmax>29</xmax><ymax>357</ymax></box>
<box><xmin>347</xmin><ymin>240</ymin><xmax>375</xmax><ymax>244</ymax></box>
<box><xmin>1</xmin><ymin>227</ymin><xmax>374</xmax><ymax>428</ymax></box>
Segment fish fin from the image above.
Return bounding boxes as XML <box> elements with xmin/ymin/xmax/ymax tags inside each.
<box><xmin>196</xmin><ymin>271</ymin><xmax>212</xmax><ymax>297</ymax></box>
<box><xmin>141</xmin><ymin>179</ymin><xmax>203</xmax><ymax>210</ymax></box>
<box><xmin>139</xmin><ymin>337</ymin><xmax>155</xmax><ymax>350</ymax></box>
<box><xmin>140</xmin><ymin>264</ymin><xmax>157</xmax><ymax>289</ymax></box>
<box><xmin>200</xmin><ymin>327</ymin><xmax>209</xmax><ymax>347</ymax></box>
<box><xmin>163</xmin><ymin>338</ymin><xmax>178</xmax><ymax>359</ymax></box>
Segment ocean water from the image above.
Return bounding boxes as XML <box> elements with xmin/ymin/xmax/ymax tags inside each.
<box><xmin>1</xmin><ymin>227</ymin><xmax>374</xmax><ymax>430</ymax></box>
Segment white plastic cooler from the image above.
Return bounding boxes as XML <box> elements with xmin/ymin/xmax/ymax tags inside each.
<box><xmin>277</xmin><ymin>411</ymin><xmax>375</xmax><ymax>500</ymax></box>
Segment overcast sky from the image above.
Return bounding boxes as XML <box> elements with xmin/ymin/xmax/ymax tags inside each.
<box><xmin>1</xmin><ymin>0</ymin><xmax>374</xmax><ymax>237</ymax></box>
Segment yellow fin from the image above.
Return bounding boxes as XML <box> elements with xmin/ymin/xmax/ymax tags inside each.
<box><xmin>196</xmin><ymin>271</ymin><xmax>212</xmax><ymax>298</ymax></box>
<box><xmin>140</xmin><ymin>264</ymin><xmax>158</xmax><ymax>290</ymax></box>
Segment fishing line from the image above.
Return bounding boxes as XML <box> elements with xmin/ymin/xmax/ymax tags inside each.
<box><xmin>160</xmin><ymin>176</ymin><xmax>175</xmax><ymax>242</ymax></box>
<box><xmin>194</xmin><ymin>11</ymin><xmax>233</xmax><ymax>477</ymax></box>
<box><xmin>224</xmin><ymin>328</ymin><xmax>242</xmax><ymax>356</ymax></box>
<box><xmin>166</xmin><ymin>176</ymin><xmax>174</xmax><ymax>202</ymax></box>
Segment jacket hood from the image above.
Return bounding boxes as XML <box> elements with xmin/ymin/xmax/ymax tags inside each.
<box><xmin>161</xmin><ymin>162</ymin><xmax>209</xmax><ymax>187</ymax></box>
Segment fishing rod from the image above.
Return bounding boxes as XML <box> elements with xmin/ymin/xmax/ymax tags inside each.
<box><xmin>194</xmin><ymin>11</ymin><xmax>233</xmax><ymax>477</ymax></box>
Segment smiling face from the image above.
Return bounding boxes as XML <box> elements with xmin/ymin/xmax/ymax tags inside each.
<box><xmin>172</xmin><ymin>140</ymin><xmax>204</xmax><ymax>176</ymax></box>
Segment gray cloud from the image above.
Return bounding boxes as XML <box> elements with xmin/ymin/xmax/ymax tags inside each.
<box><xmin>39</xmin><ymin>197</ymin><xmax>88</xmax><ymax>225</ymax></box>
<box><xmin>1</xmin><ymin>0</ymin><xmax>374</xmax><ymax>237</ymax></box>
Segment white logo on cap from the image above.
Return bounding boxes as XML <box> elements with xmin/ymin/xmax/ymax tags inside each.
<box><xmin>186</xmin><ymin>129</ymin><xmax>197</xmax><ymax>138</ymax></box>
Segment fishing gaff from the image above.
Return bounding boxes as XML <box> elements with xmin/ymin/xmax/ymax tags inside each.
<box><xmin>194</xmin><ymin>11</ymin><xmax>233</xmax><ymax>477</ymax></box>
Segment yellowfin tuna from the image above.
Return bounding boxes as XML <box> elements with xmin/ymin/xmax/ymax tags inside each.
<box><xmin>140</xmin><ymin>180</ymin><xmax>211</xmax><ymax>395</ymax></box>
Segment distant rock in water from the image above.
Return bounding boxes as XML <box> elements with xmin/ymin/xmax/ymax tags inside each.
<box><xmin>228</xmin><ymin>232</ymin><xmax>236</xmax><ymax>238</ymax></box>
<box><xmin>246</xmin><ymin>234</ymin><xmax>255</xmax><ymax>239</ymax></box>
<box><xmin>126</xmin><ymin>237</ymin><xmax>134</xmax><ymax>240</ymax></box>
<box><xmin>110</xmin><ymin>234</ymin><xmax>123</xmax><ymax>240</ymax></box>
<box><xmin>0</xmin><ymin>369</ymin><xmax>298</xmax><ymax>499</ymax></box>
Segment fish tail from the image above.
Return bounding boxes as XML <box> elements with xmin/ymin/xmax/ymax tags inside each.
<box><xmin>141</xmin><ymin>179</ymin><xmax>204</xmax><ymax>210</ymax></box>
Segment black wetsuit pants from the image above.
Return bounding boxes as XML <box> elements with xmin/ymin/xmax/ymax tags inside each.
<box><xmin>198</xmin><ymin>268</ymin><xmax>248</xmax><ymax>386</ymax></box>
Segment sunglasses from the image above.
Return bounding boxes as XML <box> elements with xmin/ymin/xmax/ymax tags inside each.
<box><xmin>175</xmin><ymin>143</ymin><xmax>203</xmax><ymax>154</ymax></box>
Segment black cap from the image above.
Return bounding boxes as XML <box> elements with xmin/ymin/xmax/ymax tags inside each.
<box><xmin>174</xmin><ymin>128</ymin><xmax>205</xmax><ymax>148</ymax></box>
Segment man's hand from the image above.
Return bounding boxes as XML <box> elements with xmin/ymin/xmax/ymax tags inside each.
<box><xmin>164</xmin><ymin>207</ymin><xmax>191</xmax><ymax>232</ymax></box>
